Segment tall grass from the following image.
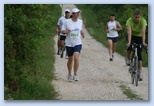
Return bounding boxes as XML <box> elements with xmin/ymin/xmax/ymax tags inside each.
<box><xmin>4</xmin><ymin>4</ymin><xmax>61</xmax><ymax>100</ymax></box>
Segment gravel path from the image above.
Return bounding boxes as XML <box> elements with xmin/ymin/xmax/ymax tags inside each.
<box><xmin>52</xmin><ymin>4</ymin><xmax>148</xmax><ymax>100</ymax></box>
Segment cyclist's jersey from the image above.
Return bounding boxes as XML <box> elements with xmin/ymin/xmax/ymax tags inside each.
<box><xmin>62</xmin><ymin>19</ymin><xmax>83</xmax><ymax>47</ymax></box>
<box><xmin>107</xmin><ymin>21</ymin><xmax>118</xmax><ymax>38</ymax></box>
<box><xmin>126</xmin><ymin>16</ymin><xmax>147</xmax><ymax>37</ymax></box>
<box><xmin>57</xmin><ymin>16</ymin><xmax>69</xmax><ymax>36</ymax></box>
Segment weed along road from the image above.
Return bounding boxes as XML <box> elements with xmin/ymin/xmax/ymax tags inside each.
<box><xmin>52</xmin><ymin>4</ymin><xmax>148</xmax><ymax>100</ymax></box>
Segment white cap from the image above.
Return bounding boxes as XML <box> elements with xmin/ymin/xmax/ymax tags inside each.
<box><xmin>72</xmin><ymin>8</ymin><xmax>80</xmax><ymax>13</ymax></box>
<box><xmin>65</xmin><ymin>9</ymin><xmax>70</xmax><ymax>13</ymax></box>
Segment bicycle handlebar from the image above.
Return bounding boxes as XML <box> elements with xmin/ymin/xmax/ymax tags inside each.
<box><xmin>126</xmin><ymin>43</ymin><xmax>148</xmax><ymax>53</ymax></box>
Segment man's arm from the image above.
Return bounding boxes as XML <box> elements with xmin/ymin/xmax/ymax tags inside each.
<box><xmin>116</xmin><ymin>22</ymin><xmax>123</xmax><ymax>31</ymax></box>
<box><xmin>106</xmin><ymin>23</ymin><xmax>109</xmax><ymax>33</ymax></box>
<box><xmin>127</xmin><ymin>26</ymin><xmax>132</xmax><ymax>47</ymax></box>
<box><xmin>142</xmin><ymin>26</ymin><xmax>148</xmax><ymax>46</ymax></box>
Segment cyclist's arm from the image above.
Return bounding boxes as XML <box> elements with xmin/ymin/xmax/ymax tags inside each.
<box><xmin>127</xmin><ymin>26</ymin><xmax>132</xmax><ymax>45</ymax></box>
<box><xmin>116</xmin><ymin>22</ymin><xmax>122</xmax><ymax>31</ymax></box>
<box><xmin>142</xmin><ymin>26</ymin><xmax>147</xmax><ymax>46</ymax></box>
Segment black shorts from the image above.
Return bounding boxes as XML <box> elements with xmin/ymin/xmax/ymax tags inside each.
<box><xmin>107</xmin><ymin>37</ymin><xmax>118</xmax><ymax>43</ymax></box>
<box><xmin>127</xmin><ymin>36</ymin><xmax>143</xmax><ymax>61</ymax></box>
<box><xmin>60</xmin><ymin>35</ymin><xmax>66</xmax><ymax>41</ymax></box>
<box><xmin>66</xmin><ymin>45</ymin><xmax>82</xmax><ymax>57</ymax></box>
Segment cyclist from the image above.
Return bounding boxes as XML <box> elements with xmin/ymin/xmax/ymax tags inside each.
<box><xmin>62</xmin><ymin>8</ymin><xmax>85</xmax><ymax>81</ymax></box>
<box><xmin>106</xmin><ymin>14</ymin><xmax>122</xmax><ymax>61</ymax></box>
<box><xmin>57</xmin><ymin>9</ymin><xmax>71</xmax><ymax>58</ymax></box>
<box><xmin>125</xmin><ymin>10</ymin><xmax>148</xmax><ymax>81</ymax></box>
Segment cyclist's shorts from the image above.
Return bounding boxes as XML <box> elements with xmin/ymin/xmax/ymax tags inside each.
<box><xmin>60</xmin><ymin>35</ymin><xmax>66</xmax><ymax>41</ymax></box>
<box><xmin>107</xmin><ymin>37</ymin><xmax>118</xmax><ymax>43</ymax></box>
<box><xmin>127</xmin><ymin>36</ymin><xmax>142</xmax><ymax>51</ymax></box>
<box><xmin>66</xmin><ymin>45</ymin><xmax>82</xmax><ymax>57</ymax></box>
<box><xmin>127</xmin><ymin>35</ymin><xmax>143</xmax><ymax>61</ymax></box>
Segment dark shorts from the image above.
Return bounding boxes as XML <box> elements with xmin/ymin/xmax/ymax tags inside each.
<box><xmin>107</xmin><ymin>37</ymin><xmax>118</xmax><ymax>43</ymax></box>
<box><xmin>127</xmin><ymin>36</ymin><xmax>143</xmax><ymax>61</ymax></box>
<box><xmin>60</xmin><ymin>35</ymin><xmax>66</xmax><ymax>41</ymax></box>
<box><xmin>66</xmin><ymin>45</ymin><xmax>82</xmax><ymax>57</ymax></box>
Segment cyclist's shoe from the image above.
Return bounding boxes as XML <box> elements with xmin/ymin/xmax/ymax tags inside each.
<box><xmin>109</xmin><ymin>58</ymin><xmax>113</xmax><ymax>61</ymax></box>
<box><xmin>67</xmin><ymin>74</ymin><xmax>72</xmax><ymax>82</ymax></box>
<box><xmin>73</xmin><ymin>75</ymin><xmax>78</xmax><ymax>81</ymax></box>
<box><xmin>125</xmin><ymin>58</ymin><xmax>130</xmax><ymax>66</ymax></box>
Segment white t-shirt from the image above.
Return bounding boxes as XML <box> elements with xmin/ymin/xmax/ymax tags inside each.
<box><xmin>57</xmin><ymin>16</ymin><xmax>68</xmax><ymax>36</ymax></box>
<box><xmin>107</xmin><ymin>21</ymin><xmax>119</xmax><ymax>38</ymax></box>
<box><xmin>62</xmin><ymin>19</ymin><xmax>83</xmax><ymax>47</ymax></box>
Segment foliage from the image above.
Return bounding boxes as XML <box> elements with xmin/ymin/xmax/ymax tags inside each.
<box><xmin>4</xmin><ymin>4</ymin><xmax>61</xmax><ymax>100</ymax></box>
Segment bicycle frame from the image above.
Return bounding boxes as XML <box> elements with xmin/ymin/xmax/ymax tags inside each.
<box><xmin>129</xmin><ymin>43</ymin><xmax>142</xmax><ymax>86</ymax></box>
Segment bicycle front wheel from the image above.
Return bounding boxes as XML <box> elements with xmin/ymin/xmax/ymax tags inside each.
<box><xmin>131</xmin><ymin>69</ymin><xmax>135</xmax><ymax>84</ymax></box>
<box><xmin>134</xmin><ymin>56</ymin><xmax>139</xmax><ymax>86</ymax></box>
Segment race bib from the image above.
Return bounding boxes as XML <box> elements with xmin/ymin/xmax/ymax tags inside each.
<box><xmin>70</xmin><ymin>29</ymin><xmax>80</xmax><ymax>41</ymax></box>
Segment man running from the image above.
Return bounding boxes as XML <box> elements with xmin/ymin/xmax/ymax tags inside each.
<box><xmin>106</xmin><ymin>14</ymin><xmax>122</xmax><ymax>61</ymax></box>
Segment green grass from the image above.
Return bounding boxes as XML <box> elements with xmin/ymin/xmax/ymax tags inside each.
<box><xmin>76</xmin><ymin>4</ymin><xmax>148</xmax><ymax>67</ymax></box>
<box><xmin>6</xmin><ymin>33</ymin><xmax>58</xmax><ymax>100</ymax></box>
<box><xmin>4</xmin><ymin>5</ymin><xmax>61</xmax><ymax>100</ymax></box>
<box><xmin>119</xmin><ymin>84</ymin><xmax>143</xmax><ymax>100</ymax></box>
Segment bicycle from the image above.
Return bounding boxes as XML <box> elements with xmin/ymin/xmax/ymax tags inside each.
<box><xmin>127</xmin><ymin>42</ymin><xmax>148</xmax><ymax>86</ymax></box>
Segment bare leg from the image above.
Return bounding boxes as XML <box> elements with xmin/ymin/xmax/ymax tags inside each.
<box><xmin>112</xmin><ymin>42</ymin><xmax>117</xmax><ymax>55</ymax></box>
<box><xmin>57</xmin><ymin>36</ymin><xmax>61</xmax><ymax>49</ymax></box>
<box><xmin>73</xmin><ymin>52</ymin><xmax>80</xmax><ymax>75</ymax></box>
<box><xmin>67</xmin><ymin>56</ymin><xmax>73</xmax><ymax>75</ymax></box>
<box><xmin>108</xmin><ymin>39</ymin><xmax>113</xmax><ymax>58</ymax></box>
<box><xmin>60</xmin><ymin>40</ymin><xmax>65</xmax><ymax>49</ymax></box>
<box><xmin>139</xmin><ymin>60</ymin><xmax>142</xmax><ymax>74</ymax></box>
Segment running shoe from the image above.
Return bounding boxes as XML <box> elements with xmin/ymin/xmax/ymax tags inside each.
<box><xmin>109</xmin><ymin>58</ymin><xmax>113</xmax><ymax>61</ymax></box>
<box><xmin>73</xmin><ymin>75</ymin><xmax>78</xmax><ymax>81</ymax></box>
<box><xmin>67</xmin><ymin>74</ymin><xmax>72</xmax><ymax>82</ymax></box>
<box><xmin>112</xmin><ymin>54</ymin><xmax>114</xmax><ymax>59</ymax></box>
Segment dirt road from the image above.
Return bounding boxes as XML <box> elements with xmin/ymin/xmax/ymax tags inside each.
<box><xmin>52</xmin><ymin>4</ymin><xmax>148</xmax><ymax>100</ymax></box>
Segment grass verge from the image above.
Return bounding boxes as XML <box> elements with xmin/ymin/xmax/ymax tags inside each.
<box><xmin>119</xmin><ymin>84</ymin><xmax>143</xmax><ymax>100</ymax></box>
